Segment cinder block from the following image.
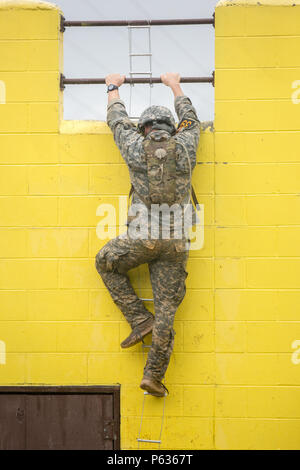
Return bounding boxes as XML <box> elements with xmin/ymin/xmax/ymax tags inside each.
<box><xmin>56</xmin><ymin>322</ymin><xmax>120</xmax><ymax>352</ymax></box>
<box><xmin>0</xmin><ymin>134</ymin><xmax>59</xmax><ymax>164</ymax></box>
<box><xmin>0</xmin><ymin>40</ymin><xmax>61</xmax><ymax>71</ymax></box>
<box><xmin>215</xmin><ymin>386</ymin><xmax>247</xmax><ymax>417</ymax></box>
<box><xmin>163</xmin><ymin>417</ymin><xmax>214</xmax><ymax>449</ymax></box>
<box><xmin>215</xmin><ymin>196</ymin><xmax>246</xmax><ymax>225</ymax></box>
<box><xmin>0</xmin><ymin>72</ymin><xmax>59</xmax><ymax>102</ymax></box>
<box><xmin>216</xmin><ymin>322</ymin><xmax>246</xmax><ymax>352</ymax></box>
<box><xmin>278</xmin><ymin>354</ymin><xmax>300</xmax><ymax>385</ymax></box>
<box><xmin>186</xmin><ymin>258</ymin><xmax>213</xmax><ymax>289</ymax></box>
<box><xmin>215</xmin><ymin>69</ymin><xmax>300</xmax><ymax>101</ymax></box>
<box><xmin>216</xmin><ymin>4</ymin><xmax>300</xmax><ymax>37</ymax></box>
<box><xmin>59</xmin><ymin>134</ymin><xmax>122</xmax><ymax>164</ymax></box>
<box><xmin>247</xmin><ymin>322</ymin><xmax>300</xmax><ymax>352</ymax></box>
<box><xmin>58</xmin><ymin>196</ymin><xmax>122</xmax><ymax>227</ymax></box>
<box><xmin>216</xmin><ymin>353</ymin><xmax>279</xmax><ymax>385</ymax></box>
<box><xmin>166</xmin><ymin>352</ymin><xmax>215</xmax><ymax>384</ymax></box>
<box><xmin>215</xmin><ymin>227</ymin><xmax>278</xmax><ymax>257</ymax></box>
<box><xmin>59</xmin><ymin>259</ymin><xmax>100</xmax><ymax>289</ymax></box>
<box><xmin>0</xmin><ymin>353</ymin><xmax>25</xmax><ymax>384</ymax></box>
<box><xmin>277</xmin><ymin>227</ymin><xmax>300</xmax><ymax>256</ymax></box>
<box><xmin>89</xmin><ymin>164</ymin><xmax>130</xmax><ymax>195</ymax></box>
<box><xmin>26</xmin><ymin>353</ymin><xmax>88</xmax><ymax>384</ymax></box>
<box><xmin>215</xmin><ymin>131</ymin><xmax>300</xmax><ymax>164</ymax></box>
<box><xmin>197</xmin><ymin>126</ymin><xmax>214</xmax><ymax>163</ymax></box>
<box><xmin>59</xmin><ymin>165</ymin><xmax>89</xmax><ymax>195</ymax></box>
<box><xmin>215</xmin><ymin>100</ymin><xmax>300</xmax><ymax>132</ymax></box>
<box><xmin>0</xmin><ymin>103</ymin><xmax>29</xmax><ymax>132</ymax></box>
<box><xmin>215</xmin><ymin>258</ymin><xmax>245</xmax><ymax>288</ymax></box>
<box><xmin>216</xmin><ymin>164</ymin><xmax>300</xmax><ymax>195</ymax></box>
<box><xmin>88</xmin><ymin>353</ymin><xmax>144</xmax><ymax>384</ymax></box>
<box><xmin>27</xmin><ymin>228</ymin><xmax>89</xmax><ymax>257</ymax></box>
<box><xmin>216</xmin><ymin>36</ymin><xmax>300</xmax><ymax>69</ymax></box>
<box><xmin>183</xmin><ymin>386</ymin><xmax>214</xmax><ymax>417</ymax></box>
<box><xmin>278</xmin><ymin>420</ymin><xmax>300</xmax><ymax>450</ymax></box>
<box><xmin>0</xmin><ymin>166</ymin><xmax>27</xmax><ymax>195</ymax></box>
<box><xmin>215</xmin><ymin>289</ymin><xmax>278</xmax><ymax>321</ymax></box>
<box><xmin>246</xmin><ymin>258</ymin><xmax>300</xmax><ymax>288</ymax></box>
<box><xmin>0</xmin><ymin>290</ymin><xmax>28</xmax><ymax>321</ymax></box>
<box><xmin>0</xmin><ymin>259</ymin><xmax>58</xmax><ymax>289</ymax></box>
<box><xmin>215</xmin><ymin>418</ymin><xmax>280</xmax><ymax>450</ymax></box>
<box><xmin>190</xmin><ymin>164</ymin><xmax>214</xmax><ymax>195</ymax></box>
<box><xmin>0</xmin><ymin>9</ymin><xmax>60</xmax><ymax>40</ymax></box>
<box><xmin>28</xmin><ymin>290</ymin><xmax>89</xmax><ymax>321</ymax></box>
<box><xmin>246</xmin><ymin>386</ymin><xmax>300</xmax><ymax>418</ymax></box>
<box><xmin>176</xmin><ymin>289</ymin><xmax>213</xmax><ymax>321</ymax></box>
<box><xmin>28</xmin><ymin>166</ymin><xmax>58</xmax><ymax>195</ymax></box>
<box><xmin>0</xmin><ymin>321</ymin><xmax>56</xmax><ymax>352</ymax></box>
<box><xmin>28</xmin><ymin>103</ymin><xmax>59</xmax><ymax>132</ymax></box>
<box><xmin>277</xmin><ymin>291</ymin><xmax>300</xmax><ymax>321</ymax></box>
<box><xmin>0</xmin><ymin>228</ymin><xmax>27</xmax><ymax>258</ymax></box>
<box><xmin>0</xmin><ymin>196</ymin><xmax>58</xmax><ymax>226</ymax></box>
<box><xmin>183</xmin><ymin>321</ymin><xmax>214</xmax><ymax>352</ymax></box>
<box><xmin>246</xmin><ymin>195</ymin><xmax>300</xmax><ymax>225</ymax></box>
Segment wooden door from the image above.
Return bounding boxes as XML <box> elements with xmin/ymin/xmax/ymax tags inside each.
<box><xmin>0</xmin><ymin>386</ymin><xmax>120</xmax><ymax>450</ymax></box>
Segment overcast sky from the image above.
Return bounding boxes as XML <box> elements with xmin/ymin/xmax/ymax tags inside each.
<box><xmin>51</xmin><ymin>0</ymin><xmax>218</xmax><ymax>122</ymax></box>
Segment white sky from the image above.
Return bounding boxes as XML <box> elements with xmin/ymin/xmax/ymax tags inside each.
<box><xmin>51</xmin><ymin>0</ymin><xmax>218</xmax><ymax>122</ymax></box>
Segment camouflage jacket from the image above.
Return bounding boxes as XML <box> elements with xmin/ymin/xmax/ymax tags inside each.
<box><xmin>107</xmin><ymin>95</ymin><xmax>201</xmax><ymax>235</ymax></box>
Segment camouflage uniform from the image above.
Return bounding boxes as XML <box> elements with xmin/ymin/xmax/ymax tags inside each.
<box><xmin>95</xmin><ymin>95</ymin><xmax>200</xmax><ymax>382</ymax></box>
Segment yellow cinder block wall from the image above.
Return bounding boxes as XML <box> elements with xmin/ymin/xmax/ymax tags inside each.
<box><xmin>0</xmin><ymin>0</ymin><xmax>299</xmax><ymax>450</ymax></box>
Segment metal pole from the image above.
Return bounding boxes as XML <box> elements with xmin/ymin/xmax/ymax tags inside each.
<box><xmin>60</xmin><ymin>74</ymin><xmax>214</xmax><ymax>90</ymax></box>
<box><xmin>61</xmin><ymin>17</ymin><xmax>215</xmax><ymax>31</ymax></box>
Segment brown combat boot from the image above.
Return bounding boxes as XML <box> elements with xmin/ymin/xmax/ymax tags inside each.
<box><xmin>121</xmin><ymin>316</ymin><xmax>154</xmax><ymax>349</ymax></box>
<box><xmin>140</xmin><ymin>376</ymin><xmax>169</xmax><ymax>397</ymax></box>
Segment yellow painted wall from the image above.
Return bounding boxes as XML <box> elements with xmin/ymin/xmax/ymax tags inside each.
<box><xmin>0</xmin><ymin>0</ymin><xmax>299</xmax><ymax>450</ymax></box>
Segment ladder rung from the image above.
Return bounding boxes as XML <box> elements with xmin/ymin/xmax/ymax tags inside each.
<box><xmin>129</xmin><ymin>72</ymin><xmax>152</xmax><ymax>75</ymax></box>
<box><xmin>130</xmin><ymin>53</ymin><xmax>152</xmax><ymax>56</ymax></box>
<box><xmin>137</xmin><ymin>439</ymin><xmax>161</xmax><ymax>443</ymax></box>
<box><xmin>143</xmin><ymin>390</ymin><xmax>168</xmax><ymax>397</ymax></box>
<box><xmin>128</xmin><ymin>25</ymin><xmax>151</xmax><ymax>29</ymax></box>
<box><xmin>139</xmin><ymin>298</ymin><xmax>154</xmax><ymax>302</ymax></box>
<box><xmin>142</xmin><ymin>345</ymin><xmax>152</xmax><ymax>349</ymax></box>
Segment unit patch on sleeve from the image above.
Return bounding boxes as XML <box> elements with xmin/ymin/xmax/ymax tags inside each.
<box><xmin>177</xmin><ymin>118</ymin><xmax>194</xmax><ymax>132</ymax></box>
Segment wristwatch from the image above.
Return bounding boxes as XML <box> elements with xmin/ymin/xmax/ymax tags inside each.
<box><xmin>107</xmin><ymin>84</ymin><xmax>119</xmax><ymax>93</ymax></box>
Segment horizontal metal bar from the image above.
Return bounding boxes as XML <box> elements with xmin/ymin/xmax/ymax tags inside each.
<box><xmin>139</xmin><ymin>298</ymin><xmax>154</xmax><ymax>302</ymax></box>
<box><xmin>60</xmin><ymin>74</ymin><xmax>214</xmax><ymax>89</ymax></box>
<box><xmin>129</xmin><ymin>72</ymin><xmax>153</xmax><ymax>75</ymax></box>
<box><xmin>62</xmin><ymin>18</ymin><xmax>215</xmax><ymax>29</ymax></box>
<box><xmin>137</xmin><ymin>439</ymin><xmax>161</xmax><ymax>444</ymax></box>
<box><xmin>130</xmin><ymin>53</ymin><xmax>152</xmax><ymax>56</ymax></box>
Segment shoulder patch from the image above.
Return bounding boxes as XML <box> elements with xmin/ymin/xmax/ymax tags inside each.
<box><xmin>177</xmin><ymin>118</ymin><xmax>194</xmax><ymax>132</ymax></box>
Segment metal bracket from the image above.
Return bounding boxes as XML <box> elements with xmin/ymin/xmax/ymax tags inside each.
<box><xmin>212</xmin><ymin>71</ymin><xmax>215</xmax><ymax>88</ymax></box>
<box><xmin>60</xmin><ymin>15</ymin><xmax>66</xmax><ymax>33</ymax></box>
<box><xmin>104</xmin><ymin>420</ymin><xmax>117</xmax><ymax>441</ymax></box>
<box><xmin>212</xmin><ymin>12</ymin><xmax>215</xmax><ymax>29</ymax></box>
<box><xmin>60</xmin><ymin>74</ymin><xmax>66</xmax><ymax>91</ymax></box>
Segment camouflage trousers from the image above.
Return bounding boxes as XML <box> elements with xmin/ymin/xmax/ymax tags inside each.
<box><xmin>95</xmin><ymin>231</ymin><xmax>189</xmax><ymax>382</ymax></box>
